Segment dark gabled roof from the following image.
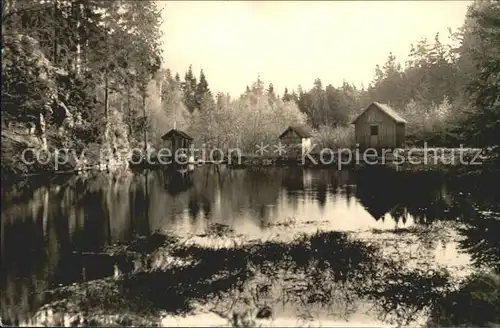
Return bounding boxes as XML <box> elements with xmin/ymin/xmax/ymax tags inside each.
<box><xmin>161</xmin><ymin>129</ymin><xmax>193</xmax><ymax>141</ymax></box>
<box><xmin>351</xmin><ymin>102</ymin><xmax>407</xmax><ymax>124</ymax></box>
<box><xmin>279</xmin><ymin>125</ymin><xmax>312</xmax><ymax>139</ymax></box>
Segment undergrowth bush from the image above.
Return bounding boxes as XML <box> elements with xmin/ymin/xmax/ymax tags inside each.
<box><xmin>402</xmin><ymin>97</ymin><xmax>463</xmax><ymax>147</ymax></box>
<box><xmin>311</xmin><ymin>124</ymin><xmax>354</xmax><ymax>149</ymax></box>
<box><xmin>429</xmin><ymin>270</ymin><xmax>500</xmax><ymax>327</ymax></box>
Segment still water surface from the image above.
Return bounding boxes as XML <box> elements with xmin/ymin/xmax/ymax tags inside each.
<box><xmin>1</xmin><ymin>166</ymin><xmax>497</xmax><ymax>326</ymax></box>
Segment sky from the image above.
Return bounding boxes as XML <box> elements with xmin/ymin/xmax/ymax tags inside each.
<box><xmin>158</xmin><ymin>1</ymin><xmax>471</xmax><ymax>97</ymax></box>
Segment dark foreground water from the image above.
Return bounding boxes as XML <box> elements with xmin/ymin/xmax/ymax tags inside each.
<box><xmin>1</xmin><ymin>166</ymin><xmax>499</xmax><ymax>326</ymax></box>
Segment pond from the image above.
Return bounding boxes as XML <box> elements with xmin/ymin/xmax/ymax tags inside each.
<box><xmin>1</xmin><ymin>166</ymin><xmax>499</xmax><ymax>326</ymax></box>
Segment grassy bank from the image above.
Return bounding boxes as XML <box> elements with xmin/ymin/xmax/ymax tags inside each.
<box><xmin>224</xmin><ymin>147</ymin><xmax>490</xmax><ymax>171</ymax></box>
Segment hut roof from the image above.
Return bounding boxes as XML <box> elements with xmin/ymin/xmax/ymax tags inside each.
<box><xmin>357</xmin><ymin>194</ymin><xmax>399</xmax><ymax>221</ymax></box>
<box><xmin>161</xmin><ymin>129</ymin><xmax>193</xmax><ymax>141</ymax></box>
<box><xmin>279</xmin><ymin>125</ymin><xmax>312</xmax><ymax>139</ymax></box>
<box><xmin>351</xmin><ymin>102</ymin><xmax>407</xmax><ymax>124</ymax></box>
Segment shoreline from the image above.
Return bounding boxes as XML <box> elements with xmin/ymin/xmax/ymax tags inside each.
<box><xmin>1</xmin><ymin>146</ymin><xmax>495</xmax><ymax>190</ymax></box>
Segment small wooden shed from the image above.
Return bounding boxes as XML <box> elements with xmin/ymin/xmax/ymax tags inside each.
<box><xmin>279</xmin><ymin>125</ymin><xmax>313</xmax><ymax>156</ymax></box>
<box><xmin>351</xmin><ymin>102</ymin><xmax>407</xmax><ymax>149</ymax></box>
<box><xmin>161</xmin><ymin>128</ymin><xmax>193</xmax><ymax>155</ymax></box>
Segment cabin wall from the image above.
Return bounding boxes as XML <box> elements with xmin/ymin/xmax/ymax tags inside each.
<box><xmin>280</xmin><ymin>129</ymin><xmax>303</xmax><ymax>156</ymax></box>
<box><xmin>395</xmin><ymin>123</ymin><xmax>405</xmax><ymax>148</ymax></box>
<box><xmin>167</xmin><ymin>136</ymin><xmax>192</xmax><ymax>155</ymax></box>
<box><xmin>354</xmin><ymin>104</ymin><xmax>397</xmax><ymax>149</ymax></box>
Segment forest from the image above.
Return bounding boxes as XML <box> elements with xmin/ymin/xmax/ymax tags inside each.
<box><xmin>1</xmin><ymin>0</ymin><xmax>499</xmax><ymax>180</ymax></box>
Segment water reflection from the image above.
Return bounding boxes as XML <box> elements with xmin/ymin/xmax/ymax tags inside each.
<box><xmin>0</xmin><ymin>166</ymin><xmax>497</xmax><ymax>325</ymax></box>
<box><xmin>24</xmin><ymin>231</ymin><xmax>458</xmax><ymax>327</ymax></box>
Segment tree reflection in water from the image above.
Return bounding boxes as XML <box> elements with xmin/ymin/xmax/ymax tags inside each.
<box><xmin>1</xmin><ymin>166</ymin><xmax>499</xmax><ymax>326</ymax></box>
<box><xmin>28</xmin><ymin>230</ymin><xmax>453</xmax><ymax>327</ymax></box>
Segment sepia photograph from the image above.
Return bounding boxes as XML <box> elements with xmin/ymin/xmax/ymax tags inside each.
<box><xmin>1</xmin><ymin>0</ymin><xmax>499</xmax><ymax>326</ymax></box>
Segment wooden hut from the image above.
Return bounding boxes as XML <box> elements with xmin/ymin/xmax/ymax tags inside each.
<box><xmin>161</xmin><ymin>128</ymin><xmax>193</xmax><ymax>157</ymax></box>
<box><xmin>351</xmin><ymin>102</ymin><xmax>406</xmax><ymax>149</ymax></box>
<box><xmin>279</xmin><ymin>125</ymin><xmax>313</xmax><ymax>157</ymax></box>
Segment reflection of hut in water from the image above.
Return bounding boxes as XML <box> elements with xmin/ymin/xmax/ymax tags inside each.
<box><xmin>129</xmin><ymin>173</ymin><xmax>151</xmax><ymax>236</ymax></box>
<box><xmin>389</xmin><ymin>205</ymin><xmax>409</xmax><ymax>225</ymax></box>
<box><xmin>188</xmin><ymin>193</ymin><xmax>201</xmax><ymax>220</ymax></box>
<box><xmin>281</xmin><ymin>167</ymin><xmax>305</xmax><ymax>192</ymax></box>
<box><xmin>303</xmin><ymin>169</ymin><xmax>313</xmax><ymax>189</ymax></box>
<box><xmin>355</xmin><ymin>167</ymin><xmax>401</xmax><ymax>221</ymax></box>
<box><xmin>357</xmin><ymin>194</ymin><xmax>399</xmax><ymax>221</ymax></box>
<box><xmin>343</xmin><ymin>184</ymin><xmax>355</xmax><ymax>207</ymax></box>
<box><xmin>240</xmin><ymin>168</ymin><xmax>281</xmax><ymax>224</ymax></box>
<box><xmin>316</xmin><ymin>181</ymin><xmax>328</xmax><ymax>209</ymax></box>
<box><xmin>163</xmin><ymin>170</ymin><xmax>193</xmax><ymax>195</ymax></box>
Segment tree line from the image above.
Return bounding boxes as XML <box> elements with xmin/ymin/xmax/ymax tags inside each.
<box><xmin>160</xmin><ymin>0</ymin><xmax>499</xmax><ymax>151</ymax></box>
<box><xmin>1</xmin><ymin>0</ymin><xmax>499</xmax><ymax>176</ymax></box>
<box><xmin>2</xmin><ymin>0</ymin><xmax>162</xmax><ymax>170</ymax></box>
